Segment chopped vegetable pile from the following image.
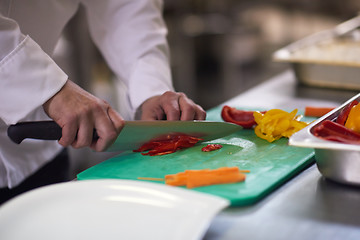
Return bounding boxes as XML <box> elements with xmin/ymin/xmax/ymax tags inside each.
<box><xmin>165</xmin><ymin>166</ymin><xmax>248</xmax><ymax>188</ymax></box>
<box><xmin>313</xmin><ymin>99</ymin><xmax>360</xmax><ymax>144</ymax></box>
<box><xmin>312</xmin><ymin>120</ymin><xmax>360</xmax><ymax>144</ymax></box>
<box><xmin>336</xmin><ymin>100</ymin><xmax>358</xmax><ymax>125</ymax></box>
<box><xmin>133</xmin><ymin>134</ymin><xmax>202</xmax><ymax>156</ymax></box>
<box><xmin>253</xmin><ymin>109</ymin><xmax>308</xmax><ymax>143</ymax></box>
<box><xmin>221</xmin><ymin>106</ymin><xmax>309</xmax><ymax>143</ymax></box>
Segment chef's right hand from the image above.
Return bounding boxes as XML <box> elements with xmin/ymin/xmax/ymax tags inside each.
<box><xmin>42</xmin><ymin>80</ymin><xmax>124</xmax><ymax>152</ymax></box>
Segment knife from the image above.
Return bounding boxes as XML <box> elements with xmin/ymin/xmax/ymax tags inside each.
<box><xmin>7</xmin><ymin>120</ymin><xmax>242</xmax><ymax>151</ymax></box>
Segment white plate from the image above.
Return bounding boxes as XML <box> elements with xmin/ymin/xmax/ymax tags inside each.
<box><xmin>0</xmin><ymin>179</ymin><xmax>229</xmax><ymax>240</ymax></box>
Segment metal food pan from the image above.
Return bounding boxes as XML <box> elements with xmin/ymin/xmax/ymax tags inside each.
<box><xmin>289</xmin><ymin>93</ymin><xmax>360</xmax><ymax>186</ymax></box>
<box><xmin>292</xmin><ymin>62</ymin><xmax>360</xmax><ymax>90</ymax></box>
<box><xmin>273</xmin><ymin>15</ymin><xmax>360</xmax><ymax>90</ymax></box>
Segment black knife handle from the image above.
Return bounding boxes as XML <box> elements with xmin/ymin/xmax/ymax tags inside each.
<box><xmin>7</xmin><ymin>121</ymin><xmax>98</xmax><ymax>144</ymax></box>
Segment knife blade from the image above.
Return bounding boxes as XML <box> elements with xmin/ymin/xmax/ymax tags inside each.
<box><xmin>7</xmin><ymin>120</ymin><xmax>242</xmax><ymax>151</ymax></box>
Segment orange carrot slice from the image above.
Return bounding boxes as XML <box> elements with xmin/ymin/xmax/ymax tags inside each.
<box><xmin>304</xmin><ymin>106</ymin><xmax>335</xmax><ymax>117</ymax></box>
<box><xmin>165</xmin><ymin>171</ymin><xmax>191</xmax><ymax>187</ymax></box>
<box><xmin>165</xmin><ymin>167</ymin><xmax>247</xmax><ymax>188</ymax></box>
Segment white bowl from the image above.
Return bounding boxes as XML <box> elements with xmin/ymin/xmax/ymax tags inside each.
<box><xmin>0</xmin><ymin>179</ymin><xmax>229</xmax><ymax>240</ymax></box>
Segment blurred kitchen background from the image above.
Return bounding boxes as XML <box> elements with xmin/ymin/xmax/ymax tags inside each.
<box><xmin>53</xmin><ymin>0</ymin><xmax>360</xmax><ymax>177</ymax></box>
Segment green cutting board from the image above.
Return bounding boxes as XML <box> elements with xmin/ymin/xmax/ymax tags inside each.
<box><xmin>77</xmin><ymin>106</ymin><xmax>315</xmax><ymax>206</ymax></box>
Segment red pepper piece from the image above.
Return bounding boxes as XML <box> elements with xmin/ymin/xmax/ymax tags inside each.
<box><xmin>336</xmin><ymin>100</ymin><xmax>359</xmax><ymax>125</ymax></box>
<box><xmin>312</xmin><ymin>120</ymin><xmax>360</xmax><ymax>144</ymax></box>
<box><xmin>201</xmin><ymin>144</ymin><xmax>223</xmax><ymax>152</ymax></box>
<box><xmin>143</xmin><ymin>150</ymin><xmax>176</xmax><ymax>156</ymax></box>
<box><xmin>175</xmin><ymin>136</ymin><xmax>200</xmax><ymax>148</ymax></box>
<box><xmin>134</xmin><ymin>134</ymin><xmax>203</xmax><ymax>156</ymax></box>
<box><xmin>221</xmin><ymin>105</ymin><xmax>265</xmax><ymax>129</ymax></box>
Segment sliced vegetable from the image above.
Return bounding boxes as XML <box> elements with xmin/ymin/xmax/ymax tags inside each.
<box><xmin>134</xmin><ymin>134</ymin><xmax>202</xmax><ymax>156</ymax></box>
<box><xmin>312</xmin><ymin>120</ymin><xmax>360</xmax><ymax>144</ymax></box>
<box><xmin>336</xmin><ymin>100</ymin><xmax>359</xmax><ymax>125</ymax></box>
<box><xmin>344</xmin><ymin>103</ymin><xmax>360</xmax><ymax>133</ymax></box>
<box><xmin>254</xmin><ymin>109</ymin><xmax>308</xmax><ymax>143</ymax></box>
<box><xmin>165</xmin><ymin>167</ymin><xmax>247</xmax><ymax>188</ymax></box>
<box><xmin>221</xmin><ymin>105</ymin><xmax>264</xmax><ymax>129</ymax></box>
<box><xmin>304</xmin><ymin>106</ymin><xmax>335</xmax><ymax>117</ymax></box>
<box><xmin>201</xmin><ymin>144</ymin><xmax>223</xmax><ymax>152</ymax></box>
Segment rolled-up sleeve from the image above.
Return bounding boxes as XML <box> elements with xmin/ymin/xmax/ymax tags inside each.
<box><xmin>81</xmin><ymin>0</ymin><xmax>174</xmax><ymax>116</ymax></box>
<box><xmin>0</xmin><ymin>15</ymin><xmax>68</xmax><ymax>125</ymax></box>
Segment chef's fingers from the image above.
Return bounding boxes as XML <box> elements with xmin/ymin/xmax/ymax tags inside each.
<box><xmin>91</xmin><ymin>121</ymin><xmax>116</xmax><ymax>152</ymax></box>
<box><xmin>194</xmin><ymin>105</ymin><xmax>207</xmax><ymax>120</ymax></box>
<box><xmin>178</xmin><ymin>93</ymin><xmax>206</xmax><ymax>121</ymax></box>
<box><xmin>71</xmin><ymin>117</ymin><xmax>94</xmax><ymax>149</ymax></box>
<box><xmin>178</xmin><ymin>94</ymin><xmax>195</xmax><ymax>121</ymax></box>
<box><xmin>90</xmin><ymin>105</ymin><xmax>124</xmax><ymax>152</ymax></box>
<box><xmin>107</xmin><ymin>107</ymin><xmax>125</xmax><ymax>134</ymax></box>
<box><xmin>139</xmin><ymin>91</ymin><xmax>205</xmax><ymax>121</ymax></box>
<box><xmin>58</xmin><ymin>121</ymin><xmax>78</xmax><ymax>147</ymax></box>
<box><xmin>181</xmin><ymin>103</ymin><xmax>206</xmax><ymax>121</ymax></box>
<box><xmin>160</xmin><ymin>91</ymin><xmax>181</xmax><ymax>120</ymax></box>
<box><xmin>140</xmin><ymin>100</ymin><xmax>165</xmax><ymax>120</ymax></box>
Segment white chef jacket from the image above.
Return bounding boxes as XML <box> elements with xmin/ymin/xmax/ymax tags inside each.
<box><xmin>0</xmin><ymin>0</ymin><xmax>173</xmax><ymax>188</ymax></box>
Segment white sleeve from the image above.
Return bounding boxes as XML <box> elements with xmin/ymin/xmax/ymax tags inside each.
<box><xmin>81</xmin><ymin>0</ymin><xmax>174</xmax><ymax>116</ymax></box>
<box><xmin>0</xmin><ymin>15</ymin><xmax>68</xmax><ymax>125</ymax></box>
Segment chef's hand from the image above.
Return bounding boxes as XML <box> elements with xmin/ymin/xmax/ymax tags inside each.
<box><xmin>139</xmin><ymin>91</ymin><xmax>206</xmax><ymax>120</ymax></box>
<box><xmin>43</xmin><ymin>80</ymin><xmax>124</xmax><ymax>152</ymax></box>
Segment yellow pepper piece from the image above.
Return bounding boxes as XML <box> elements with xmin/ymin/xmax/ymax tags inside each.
<box><xmin>253</xmin><ymin>109</ymin><xmax>309</xmax><ymax>143</ymax></box>
<box><xmin>345</xmin><ymin>103</ymin><xmax>360</xmax><ymax>133</ymax></box>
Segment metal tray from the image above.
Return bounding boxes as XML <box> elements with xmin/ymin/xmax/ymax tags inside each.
<box><xmin>289</xmin><ymin>93</ymin><xmax>360</xmax><ymax>186</ymax></box>
<box><xmin>273</xmin><ymin>15</ymin><xmax>360</xmax><ymax>90</ymax></box>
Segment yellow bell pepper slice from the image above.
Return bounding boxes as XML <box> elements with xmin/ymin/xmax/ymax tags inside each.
<box><xmin>345</xmin><ymin>103</ymin><xmax>360</xmax><ymax>133</ymax></box>
<box><xmin>253</xmin><ymin>109</ymin><xmax>308</xmax><ymax>143</ymax></box>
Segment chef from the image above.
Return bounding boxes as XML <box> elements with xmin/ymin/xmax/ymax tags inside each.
<box><xmin>0</xmin><ymin>0</ymin><xmax>206</xmax><ymax>204</ymax></box>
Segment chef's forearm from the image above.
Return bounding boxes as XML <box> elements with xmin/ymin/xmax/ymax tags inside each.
<box><xmin>81</xmin><ymin>0</ymin><xmax>174</xmax><ymax>118</ymax></box>
<box><xmin>0</xmin><ymin>14</ymin><xmax>67</xmax><ymax>125</ymax></box>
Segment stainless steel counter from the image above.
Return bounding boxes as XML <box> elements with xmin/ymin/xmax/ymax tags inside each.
<box><xmin>204</xmin><ymin>71</ymin><xmax>360</xmax><ymax>240</ymax></box>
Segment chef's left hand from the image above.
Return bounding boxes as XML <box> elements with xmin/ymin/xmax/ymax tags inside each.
<box><xmin>139</xmin><ymin>91</ymin><xmax>206</xmax><ymax>120</ymax></box>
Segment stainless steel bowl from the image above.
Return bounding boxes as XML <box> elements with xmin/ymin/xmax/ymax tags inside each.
<box><xmin>289</xmin><ymin>93</ymin><xmax>360</xmax><ymax>186</ymax></box>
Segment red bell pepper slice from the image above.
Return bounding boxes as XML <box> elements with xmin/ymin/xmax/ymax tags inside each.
<box><xmin>201</xmin><ymin>144</ymin><xmax>223</xmax><ymax>152</ymax></box>
<box><xmin>133</xmin><ymin>142</ymin><xmax>161</xmax><ymax>152</ymax></box>
<box><xmin>312</xmin><ymin>120</ymin><xmax>360</xmax><ymax>144</ymax></box>
<box><xmin>336</xmin><ymin>100</ymin><xmax>359</xmax><ymax>125</ymax></box>
<box><xmin>134</xmin><ymin>134</ymin><xmax>203</xmax><ymax>156</ymax></box>
<box><xmin>221</xmin><ymin>105</ymin><xmax>263</xmax><ymax>129</ymax></box>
